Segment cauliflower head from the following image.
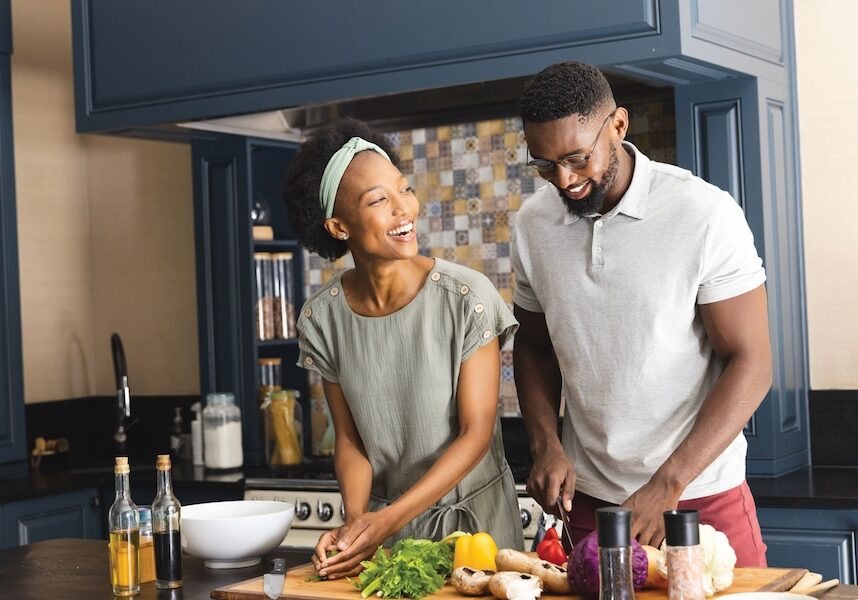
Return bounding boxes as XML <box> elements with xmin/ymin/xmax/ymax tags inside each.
<box><xmin>657</xmin><ymin>524</ymin><xmax>737</xmax><ymax>596</ymax></box>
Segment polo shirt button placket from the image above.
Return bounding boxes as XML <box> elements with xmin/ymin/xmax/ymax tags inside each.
<box><xmin>592</xmin><ymin>220</ymin><xmax>605</xmax><ymax>269</ymax></box>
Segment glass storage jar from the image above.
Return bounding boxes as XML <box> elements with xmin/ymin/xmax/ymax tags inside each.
<box><xmin>265</xmin><ymin>389</ymin><xmax>303</xmax><ymax>466</ymax></box>
<box><xmin>271</xmin><ymin>252</ymin><xmax>296</xmax><ymax>339</ymax></box>
<box><xmin>202</xmin><ymin>393</ymin><xmax>243</xmax><ymax>470</ymax></box>
<box><xmin>253</xmin><ymin>252</ymin><xmax>274</xmax><ymax>341</ymax></box>
<box><xmin>138</xmin><ymin>506</ymin><xmax>155</xmax><ymax>584</ymax></box>
<box><xmin>257</xmin><ymin>358</ymin><xmax>282</xmax><ymax>405</ymax></box>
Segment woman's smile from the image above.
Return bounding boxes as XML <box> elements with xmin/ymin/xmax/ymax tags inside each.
<box><xmin>386</xmin><ymin>220</ymin><xmax>416</xmax><ymax>243</ymax></box>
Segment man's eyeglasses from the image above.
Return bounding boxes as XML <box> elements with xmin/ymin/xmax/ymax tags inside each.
<box><xmin>527</xmin><ymin>109</ymin><xmax>617</xmax><ymax>175</ymax></box>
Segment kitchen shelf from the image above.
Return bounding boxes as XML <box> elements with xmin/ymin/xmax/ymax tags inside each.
<box><xmin>253</xmin><ymin>239</ymin><xmax>300</xmax><ymax>252</ymax></box>
<box><xmin>256</xmin><ymin>338</ymin><xmax>299</xmax><ymax>348</ymax></box>
<box><xmin>193</xmin><ymin>135</ymin><xmax>307</xmax><ymax>467</ymax></box>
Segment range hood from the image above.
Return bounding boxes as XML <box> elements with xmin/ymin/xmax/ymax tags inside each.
<box><xmin>176</xmin><ymin>72</ymin><xmax>668</xmax><ymax>141</ymax></box>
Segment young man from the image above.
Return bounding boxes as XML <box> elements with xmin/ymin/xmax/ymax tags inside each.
<box><xmin>511</xmin><ymin>61</ymin><xmax>771</xmax><ymax>566</ymax></box>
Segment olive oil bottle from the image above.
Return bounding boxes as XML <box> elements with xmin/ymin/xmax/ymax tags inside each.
<box><xmin>108</xmin><ymin>457</ymin><xmax>140</xmax><ymax>596</ymax></box>
<box><xmin>152</xmin><ymin>454</ymin><xmax>183</xmax><ymax>589</ymax></box>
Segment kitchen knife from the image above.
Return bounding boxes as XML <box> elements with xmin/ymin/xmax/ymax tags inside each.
<box><xmin>263</xmin><ymin>558</ymin><xmax>286</xmax><ymax>600</ymax></box>
<box><xmin>555</xmin><ymin>497</ymin><xmax>576</xmax><ymax>552</ymax></box>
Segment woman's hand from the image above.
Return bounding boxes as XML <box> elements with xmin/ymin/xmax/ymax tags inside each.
<box><xmin>311</xmin><ymin>529</ymin><xmax>340</xmax><ymax>574</ymax></box>
<box><xmin>317</xmin><ymin>512</ymin><xmax>395</xmax><ymax>579</ymax></box>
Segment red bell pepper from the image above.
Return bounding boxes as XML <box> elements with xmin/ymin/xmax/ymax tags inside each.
<box><xmin>536</xmin><ymin>528</ymin><xmax>567</xmax><ymax>565</ymax></box>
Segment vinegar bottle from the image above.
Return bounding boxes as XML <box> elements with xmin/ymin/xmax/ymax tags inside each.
<box><xmin>152</xmin><ymin>454</ymin><xmax>183</xmax><ymax>589</ymax></box>
<box><xmin>108</xmin><ymin>456</ymin><xmax>140</xmax><ymax>596</ymax></box>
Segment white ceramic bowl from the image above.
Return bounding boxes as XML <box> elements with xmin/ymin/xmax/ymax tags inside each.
<box><xmin>181</xmin><ymin>500</ymin><xmax>294</xmax><ymax>569</ymax></box>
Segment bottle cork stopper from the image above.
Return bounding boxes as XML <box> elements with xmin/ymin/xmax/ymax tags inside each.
<box><xmin>114</xmin><ymin>456</ymin><xmax>130</xmax><ymax>473</ymax></box>
<box><xmin>156</xmin><ymin>454</ymin><xmax>172</xmax><ymax>470</ymax></box>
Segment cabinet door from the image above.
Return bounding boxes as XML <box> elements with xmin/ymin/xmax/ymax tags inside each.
<box><xmin>758</xmin><ymin>508</ymin><xmax>858</xmax><ymax>583</ymax></box>
<box><xmin>71</xmin><ymin>0</ymin><xmax>666</xmax><ymax>133</ymax></box>
<box><xmin>4</xmin><ymin>489</ymin><xmax>103</xmax><ymax>546</ymax></box>
<box><xmin>0</xmin><ymin>52</ymin><xmax>26</xmax><ymax>466</ymax></box>
<box><xmin>192</xmin><ymin>136</ymin><xmax>261</xmax><ymax>463</ymax></box>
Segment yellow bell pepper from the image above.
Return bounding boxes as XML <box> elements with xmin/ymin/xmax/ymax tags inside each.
<box><xmin>453</xmin><ymin>532</ymin><xmax>498</xmax><ymax>571</ymax></box>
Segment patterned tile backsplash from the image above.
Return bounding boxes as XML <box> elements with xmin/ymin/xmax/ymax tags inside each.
<box><xmin>304</xmin><ymin>97</ymin><xmax>676</xmax><ymax>416</ymax></box>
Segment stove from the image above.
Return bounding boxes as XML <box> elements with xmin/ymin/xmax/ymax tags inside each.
<box><xmin>244</xmin><ymin>474</ymin><xmax>546</xmax><ymax>551</ymax></box>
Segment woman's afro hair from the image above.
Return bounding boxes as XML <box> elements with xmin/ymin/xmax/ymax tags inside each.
<box><xmin>519</xmin><ymin>61</ymin><xmax>614</xmax><ymax>124</ymax></box>
<box><xmin>283</xmin><ymin>117</ymin><xmax>399</xmax><ymax>260</ymax></box>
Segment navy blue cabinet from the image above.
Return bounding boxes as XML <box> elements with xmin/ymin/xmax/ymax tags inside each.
<box><xmin>192</xmin><ymin>135</ymin><xmax>307</xmax><ymax>466</ymax></box>
<box><xmin>758</xmin><ymin>507</ymin><xmax>858</xmax><ymax>583</ymax></box>
<box><xmin>71</xmin><ymin>0</ymin><xmax>669</xmax><ymax>133</ymax></box>
<box><xmin>1</xmin><ymin>489</ymin><xmax>103</xmax><ymax>549</ymax></box>
<box><xmin>0</xmin><ymin>1</ymin><xmax>25</xmax><ymax>467</ymax></box>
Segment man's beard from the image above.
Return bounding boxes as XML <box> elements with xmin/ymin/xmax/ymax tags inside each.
<box><xmin>557</xmin><ymin>144</ymin><xmax>619</xmax><ymax>217</ymax></box>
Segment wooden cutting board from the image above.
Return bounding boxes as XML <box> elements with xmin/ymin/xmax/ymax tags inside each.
<box><xmin>211</xmin><ymin>564</ymin><xmax>808</xmax><ymax>600</ymax></box>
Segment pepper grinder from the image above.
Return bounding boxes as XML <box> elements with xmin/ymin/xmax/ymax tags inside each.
<box><xmin>596</xmin><ymin>507</ymin><xmax>636</xmax><ymax>600</ymax></box>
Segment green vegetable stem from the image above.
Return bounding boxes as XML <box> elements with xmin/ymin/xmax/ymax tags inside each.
<box><xmin>352</xmin><ymin>538</ymin><xmax>454</xmax><ymax>599</ymax></box>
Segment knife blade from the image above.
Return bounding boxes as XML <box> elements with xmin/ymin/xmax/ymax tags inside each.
<box><xmin>263</xmin><ymin>558</ymin><xmax>286</xmax><ymax>600</ymax></box>
<box><xmin>555</xmin><ymin>497</ymin><xmax>576</xmax><ymax>552</ymax></box>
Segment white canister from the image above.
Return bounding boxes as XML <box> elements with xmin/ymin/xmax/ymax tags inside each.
<box><xmin>202</xmin><ymin>393</ymin><xmax>243</xmax><ymax>470</ymax></box>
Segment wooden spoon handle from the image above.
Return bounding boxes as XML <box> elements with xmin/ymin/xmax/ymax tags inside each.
<box><xmin>791</xmin><ymin>572</ymin><xmax>823</xmax><ymax>592</ymax></box>
<box><xmin>793</xmin><ymin>579</ymin><xmax>840</xmax><ymax>597</ymax></box>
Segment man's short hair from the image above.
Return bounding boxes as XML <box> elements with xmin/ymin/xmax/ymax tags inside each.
<box><xmin>519</xmin><ymin>61</ymin><xmax>614</xmax><ymax>123</ymax></box>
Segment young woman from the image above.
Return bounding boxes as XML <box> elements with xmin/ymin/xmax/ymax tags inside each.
<box><xmin>284</xmin><ymin>118</ymin><xmax>523</xmax><ymax>578</ymax></box>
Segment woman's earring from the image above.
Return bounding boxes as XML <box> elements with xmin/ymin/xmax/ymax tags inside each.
<box><xmin>338</xmin><ymin>233</ymin><xmax>348</xmax><ymax>240</ymax></box>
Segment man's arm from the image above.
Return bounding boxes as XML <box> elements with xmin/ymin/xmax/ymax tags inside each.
<box><xmin>513</xmin><ymin>304</ymin><xmax>574</xmax><ymax>514</ymax></box>
<box><xmin>623</xmin><ymin>284</ymin><xmax>772</xmax><ymax>546</ymax></box>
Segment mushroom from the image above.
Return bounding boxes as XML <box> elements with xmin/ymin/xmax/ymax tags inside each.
<box><xmin>488</xmin><ymin>572</ymin><xmax>543</xmax><ymax>600</ymax></box>
<box><xmin>529</xmin><ymin>560</ymin><xmax>571</xmax><ymax>594</ymax></box>
<box><xmin>494</xmin><ymin>549</ymin><xmax>538</xmax><ymax>573</ymax></box>
<box><xmin>451</xmin><ymin>567</ymin><xmax>495</xmax><ymax>596</ymax></box>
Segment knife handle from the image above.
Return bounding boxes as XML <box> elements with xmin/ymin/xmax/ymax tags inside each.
<box><xmin>271</xmin><ymin>558</ymin><xmax>286</xmax><ymax>575</ymax></box>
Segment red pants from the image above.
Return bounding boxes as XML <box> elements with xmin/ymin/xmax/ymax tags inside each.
<box><xmin>565</xmin><ymin>481</ymin><xmax>767</xmax><ymax>567</ymax></box>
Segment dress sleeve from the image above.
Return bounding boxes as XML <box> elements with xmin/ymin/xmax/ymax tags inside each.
<box><xmin>296</xmin><ymin>303</ymin><xmax>339</xmax><ymax>383</ymax></box>
<box><xmin>461</xmin><ymin>281</ymin><xmax>519</xmax><ymax>362</ymax></box>
<box><xmin>697</xmin><ymin>193</ymin><xmax>767</xmax><ymax>304</ymax></box>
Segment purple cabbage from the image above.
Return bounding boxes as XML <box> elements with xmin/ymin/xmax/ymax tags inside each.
<box><xmin>567</xmin><ymin>531</ymin><xmax>649</xmax><ymax>596</ymax></box>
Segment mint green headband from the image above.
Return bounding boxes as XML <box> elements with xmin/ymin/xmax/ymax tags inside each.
<box><xmin>319</xmin><ymin>137</ymin><xmax>391</xmax><ymax>219</ymax></box>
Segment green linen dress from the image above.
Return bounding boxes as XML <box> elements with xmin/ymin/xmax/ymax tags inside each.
<box><xmin>296</xmin><ymin>258</ymin><xmax>524</xmax><ymax>550</ymax></box>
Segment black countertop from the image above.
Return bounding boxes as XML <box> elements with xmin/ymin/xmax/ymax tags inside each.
<box><xmin>0</xmin><ymin>459</ymin><xmax>338</xmax><ymax>504</ymax></box>
<box><xmin>0</xmin><ymin>461</ymin><xmax>246</xmax><ymax>504</ymax></box>
<box><xmin>0</xmin><ymin>538</ymin><xmax>312</xmax><ymax>600</ymax></box>
<box><xmin>748</xmin><ymin>466</ymin><xmax>858</xmax><ymax>509</ymax></box>
<box><xmin>5</xmin><ymin>459</ymin><xmax>858</xmax><ymax>512</ymax></box>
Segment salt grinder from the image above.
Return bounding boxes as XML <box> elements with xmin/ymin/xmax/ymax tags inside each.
<box><xmin>663</xmin><ymin>509</ymin><xmax>704</xmax><ymax>600</ymax></box>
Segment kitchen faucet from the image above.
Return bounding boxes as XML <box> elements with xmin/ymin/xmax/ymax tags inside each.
<box><xmin>111</xmin><ymin>333</ymin><xmax>132</xmax><ymax>454</ymax></box>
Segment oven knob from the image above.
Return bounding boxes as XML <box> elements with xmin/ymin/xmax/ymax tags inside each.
<box><xmin>317</xmin><ymin>499</ymin><xmax>334</xmax><ymax>522</ymax></box>
<box><xmin>520</xmin><ymin>508</ymin><xmax>532</xmax><ymax>529</ymax></box>
<box><xmin>295</xmin><ymin>498</ymin><xmax>311</xmax><ymax>521</ymax></box>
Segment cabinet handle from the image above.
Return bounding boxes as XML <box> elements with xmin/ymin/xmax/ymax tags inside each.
<box><xmin>91</xmin><ymin>496</ymin><xmax>101</xmax><ymax>508</ymax></box>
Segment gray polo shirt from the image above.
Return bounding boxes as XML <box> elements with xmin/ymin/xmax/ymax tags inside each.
<box><xmin>512</xmin><ymin>142</ymin><xmax>766</xmax><ymax>503</ymax></box>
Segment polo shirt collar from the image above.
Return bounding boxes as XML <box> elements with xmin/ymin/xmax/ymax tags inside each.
<box><xmin>562</xmin><ymin>141</ymin><xmax>650</xmax><ymax>225</ymax></box>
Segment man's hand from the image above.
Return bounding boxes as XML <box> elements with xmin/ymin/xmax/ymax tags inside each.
<box><xmin>316</xmin><ymin>511</ymin><xmax>394</xmax><ymax>579</ymax></box>
<box><xmin>527</xmin><ymin>445</ymin><xmax>576</xmax><ymax>517</ymax></box>
<box><xmin>621</xmin><ymin>475</ymin><xmax>683</xmax><ymax>547</ymax></box>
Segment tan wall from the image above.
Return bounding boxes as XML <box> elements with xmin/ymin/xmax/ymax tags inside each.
<box><xmin>794</xmin><ymin>0</ymin><xmax>858</xmax><ymax>389</ymax></box>
<box><xmin>12</xmin><ymin>0</ymin><xmax>199</xmax><ymax>403</ymax></box>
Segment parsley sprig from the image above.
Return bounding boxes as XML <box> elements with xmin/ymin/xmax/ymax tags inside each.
<box><xmin>352</xmin><ymin>538</ymin><xmax>454</xmax><ymax>599</ymax></box>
